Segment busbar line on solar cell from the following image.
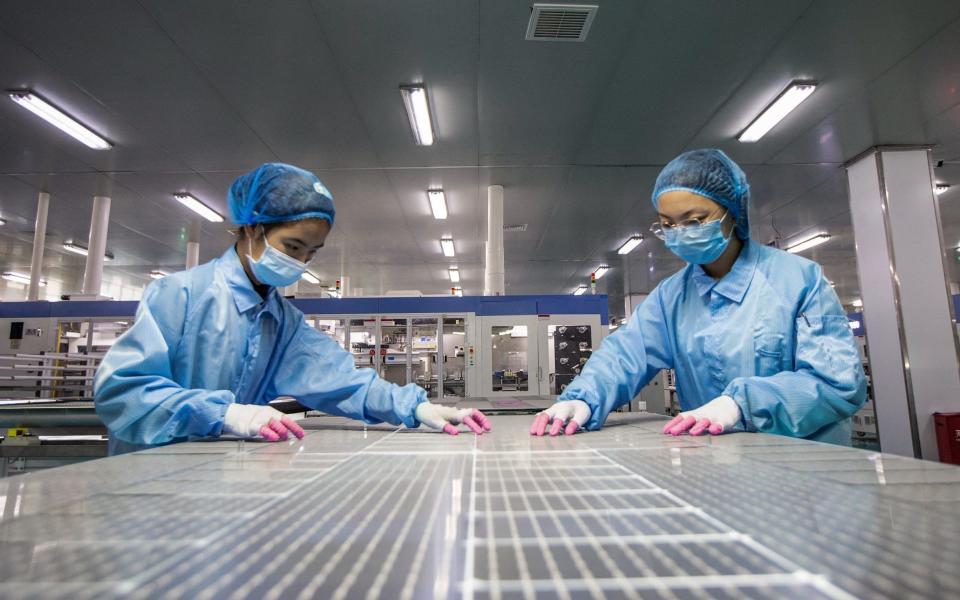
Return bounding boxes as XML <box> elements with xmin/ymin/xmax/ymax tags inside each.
<box><xmin>462</xmin><ymin>434</ymin><xmax>480</xmax><ymax>600</ymax></box>
<box><xmin>471</xmin><ymin>532</ymin><xmax>746</xmax><ymax>547</ymax></box>
<box><xmin>475</xmin><ymin>488</ymin><xmax>666</xmax><ymax>498</ymax></box>
<box><xmin>124</xmin><ymin>447</ymin><xmax>364</xmax><ymax>596</ymax></box>
<box><xmin>243</xmin><ymin>433</ymin><xmax>413</xmax><ymax>600</ymax></box>
<box><xmin>469</xmin><ymin>573</ymin><xmax>832</xmax><ymax>594</ymax></box>
<box><xmin>587</xmin><ymin>448</ymin><xmax>858</xmax><ymax>600</ymax></box>
<box><xmin>300</xmin><ymin>452</ymin><xmax>439</xmax><ymax>600</ymax></box>
<box><xmin>133</xmin><ymin>447</ymin><xmax>373</xmax><ymax>597</ymax></box>
<box><xmin>401</xmin><ymin>453</ymin><xmax>470</xmax><ymax>600</ymax></box>
<box><xmin>483</xmin><ymin>506</ymin><xmax>701</xmax><ymax>518</ymax></box>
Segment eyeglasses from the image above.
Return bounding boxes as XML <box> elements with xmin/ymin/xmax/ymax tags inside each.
<box><xmin>649</xmin><ymin>211</ymin><xmax>728</xmax><ymax>241</ymax></box>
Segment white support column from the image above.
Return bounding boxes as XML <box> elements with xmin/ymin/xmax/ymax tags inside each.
<box><xmin>27</xmin><ymin>192</ymin><xmax>50</xmax><ymax>301</ymax></box>
<box><xmin>485</xmin><ymin>185</ymin><xmax>505</xmax><ymax>296</ymax></box>
<box><xmin>81</xmin><ymin>196</ymin><xmax>111</xmax><ymax>297</ymax></box>
<box><xmin>185</xmin><ymin>219</ymin><xmax>201</xmax><ymax>270</ymax></box>
<box><xmin>846</xmin><ymin>146</ymin><xmax>960</xmax><ymax>460</ymax></box>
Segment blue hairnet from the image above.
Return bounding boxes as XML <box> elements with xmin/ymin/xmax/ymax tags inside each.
<box><xmin>228</xmin><ymin>163</ymin><xmax>335</xmax><ymax>226</ymax></box>
<box><xmin>652</xmin><ymin>149</ymin><xmax>750</xmax><ymax>239</ymax></box>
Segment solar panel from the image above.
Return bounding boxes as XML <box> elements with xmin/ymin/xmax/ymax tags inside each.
<box><xmin>1</xmin><ymin>413</ymin><xmax>958</xmax><ymax>599</ymax></box>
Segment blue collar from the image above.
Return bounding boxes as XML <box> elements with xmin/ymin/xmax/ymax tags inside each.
<box><xmin>691</xmin><ymin>239</ymin><xmax>759</xmax><ymax>303</ymax></box>
<box><xmin>217</xmin><ymin>246</ymin><xmax>282</xmax><ymax>318</ymax></box>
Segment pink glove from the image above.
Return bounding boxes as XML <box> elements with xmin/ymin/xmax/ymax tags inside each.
<box><xmin>662</xmin><ymin>395</ymin><xmax>740</xmax><ymax>436</ymax></box>
<box><xmin>415</xmin><ymin>403</ymin><xmax>492</xmax><ymax>435</ymax></box>
<box><xmin>530</xmin><ymin>400</ymin><xmax>592</xmax><ymax>436</ymax></box>
<box><xmin>223</xmin><ymin>403</ymin><xmax>306</xmax><ymax>442</ymax></box>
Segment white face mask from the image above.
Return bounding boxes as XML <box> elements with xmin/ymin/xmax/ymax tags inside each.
<box><xmin>246</xmin><ymin>229</ymin><xmax>308</xmax><ymax>287</ymax></box>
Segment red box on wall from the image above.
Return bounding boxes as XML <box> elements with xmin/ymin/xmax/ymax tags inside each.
<box><xmin>934</xmin><ymin>413</ymin><xmax>960</xmax><ymax>465</ymax></box>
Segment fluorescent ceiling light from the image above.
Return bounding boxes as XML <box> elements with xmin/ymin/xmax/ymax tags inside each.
<box><xmin>400</xmin><ymin>84</ymin><xmax>434</xmax><ymax>146</ymax></box>
<box><xmin>440</xmin><ymin>237</ymin><xmax>455</xmax><ymax>257</ymax></box>
<box><xmin>3</xmin><ymin>271</ymin><xmax>45</xmax><ymax>286</ymax></box>
<box><xmin>738</xmin><ymin>81</ymin><xmax>817</xmax><ymax>143</ymax></box>
<box><xmin>301</xmin><ymin>271</ymin><xmax>320</xmax><ymax>285</ymax></box>
<box><xmin>452</xmin><ymin>286</ymin><xmax>463</xmax><ymax>297</ymax></box>
<box><xmin>428</xmin><ymin>189</ymin><xmax>447</xmax><ymax>219</ymax></box>
<box><xmin>593</xmin><ymin>265</ymin><xmax>610</xmax><ymax>279</ymax></box>
<box><xmin>448</xmin><ymin>267</ymin><xmax>460</xmax><ymax>283</ymax></box>
<box><xmin>785</xmin><ymin>233</ymin><xmax>831</xmax><ymax>254</ymax></box>
<box><xmin>935</xmin><ymin>184</ymin><xmax>950</xmax><ymax>195</ymax></box>
<box><xmin>149</xmin><ymin>270</ymin><xmax>169</xmax><ymax>280</ymax></box>
<box><xmin>9</xmin><ymin>91</ymin><xmax>112</xmax><ymax>150</ymax></box>
<box><xmin>174</xmin><ymin>193</ymin><xmax>223</xmax><ymax>223</ymax></box>
<box><xmin>573</xmin><ymin>284</ymin><xmax>587</xmax><ymax>296</ymax></box>
<box><xmin>63</xmin><ymin>240</ymin><xmax>114</xmax><ymax>261</ymax></box>
<box><xmin>617</xmin><ymin>235</ymin><xmax>643</xmax><ymax>255</ymax></box>
<box><xmin>851</xmin><ymin>298</ymin><xmax>863</xmax><ymax>308</ymax></box>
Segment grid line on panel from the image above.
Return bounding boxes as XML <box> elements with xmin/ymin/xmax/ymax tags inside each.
<box><xmin>603</xmin><ymin>446</ymin><xmax>959</xmax><ymax>599</ymax></box>
<box><xmin>296</xmin><ymin>453</ymin><xmax>443</xmax><ymax>600</ymax></box>
<box><xmin>134</xmin><ymin>431</ymin><xmax>402</xmax><ymax>597</ymax></box>
<box><xmin>462</xmin><ymin>435</ymin><xmax>480</xmax><ymax>600</ymax></box>
<box><xmin>587</xmin><ymin>448</ymin><xmax>858</xmax><ymax>600</ymax></box>
<box><xmin>242</xmin><ymin>438</ymin><xmax>428</xmax><ymax>599</ymax></box>
<box><xmin>515</xmin><ymin>455</ymin><xmax>648</xmax><ymax>599</ymax></box>
<box><xmin>469</xmin><ymin>573</ymin><xmax>827</xmax><ymax>594</ymax></box>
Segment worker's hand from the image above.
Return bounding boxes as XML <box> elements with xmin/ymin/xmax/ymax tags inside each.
<box><xmin>530</xmin><ymin>400</ymin><xmax>592</xmax><ymax>436</ymax></box>
<box><xmin>662</xmin><ymin>395</ymin><xmax>741</xmax><ymax>436</ymax></box>
<box><xmin>222</xmin><ymin>403</ymin><xmax>306</xmax><ymax>442</ymax></box>
<box><xmin>415</xmin><ymin>402</ymin><xmax>492</xmax><ymax>435</ymax></box>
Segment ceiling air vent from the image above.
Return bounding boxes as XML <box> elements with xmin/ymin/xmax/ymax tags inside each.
<box><xmin>504</xmin><ymin>224</ymin><xmax>528</xmax><ymax>232</ymax></box>
<box><xmin>525</xmin><ymin>3</ymin><xmax>598</xmax><ymax>42</ymax></box>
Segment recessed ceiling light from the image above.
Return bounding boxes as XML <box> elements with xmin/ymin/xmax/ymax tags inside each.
<box><xmin>63</xmin><ymin>240</ymin><xmax>114</xmax><ymax>261</ymax></box>
<box><xmin>617</xmin><ymin>235</ymin><xmax>643</xmax><ymax>255</ymax></box>
<box><xmin>440</xmin><ymin>237</ymin><xmax>455</xmax><ymax>257</ymax></box>
<box><xmin>738</xmin><ymin>81</ymin><xmax>817</xmax><ymax>143</ymax></box>
<box><xmin>785</xmin><ymin>233</ymin><xmax>831</xmax><ymax>254</ymax></box>
<box><xmin>3</xmin><ymin>271</ymin><xmax>45</xmax><ymax>286</ymax></box>
<box><xmin>400</xmin><ymin>84</ymin><xmax>434</xmax><ymax>146</ymax></box>
<box><xmin>173</xmin><ymin>193</ymin><xmax>223</xmax><ymax>223</ymax></box>
<box><xmin>428</xmin><ymin>189</ymin><xmax>447</xmax><ymax>219</ymax></box>
<box><xmin>9</xmin><ymin>90</ymin><xmax>112</xmax><ymax>149</ymax></box>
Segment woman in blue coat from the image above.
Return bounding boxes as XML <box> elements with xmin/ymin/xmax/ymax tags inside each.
<box><xmin>95</xmin><ymin>163</ymin><xmax>490</xmax><ymax>454</ymax></box>
<box><xmin>530</xmin><ymin>149</ymin><xmax>866</xmax><ymax>445</ymax></box>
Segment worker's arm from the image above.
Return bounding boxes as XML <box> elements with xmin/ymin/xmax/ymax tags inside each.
<box><xmin>93</xmin><ymin>280</ymin><xmax>234</xmax><ymax>447</ymax></box>
<box><xmin>557</xmin><ymin>286</ymin><xmax>674</xmax><ymax>430</ymax></box>
<box><xmin>267</xmin><ymin>317</ymin><xmax>426</xmax><ymax>428</ymax></box>
<box><xmin>723</xmin><ymin>274</ymin><xmax>867</xmax><ymax>438</ymax></box>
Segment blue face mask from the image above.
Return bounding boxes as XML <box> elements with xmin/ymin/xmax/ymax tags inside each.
<box><xmin>247</xmin><ymin>230</ymin><xmax>308</xmax><ymax>287</ymax></box>
<box><xmin>663</xmin><ymin>212</ymin><xmax>732</xmax><ymax>265</ymax></box>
